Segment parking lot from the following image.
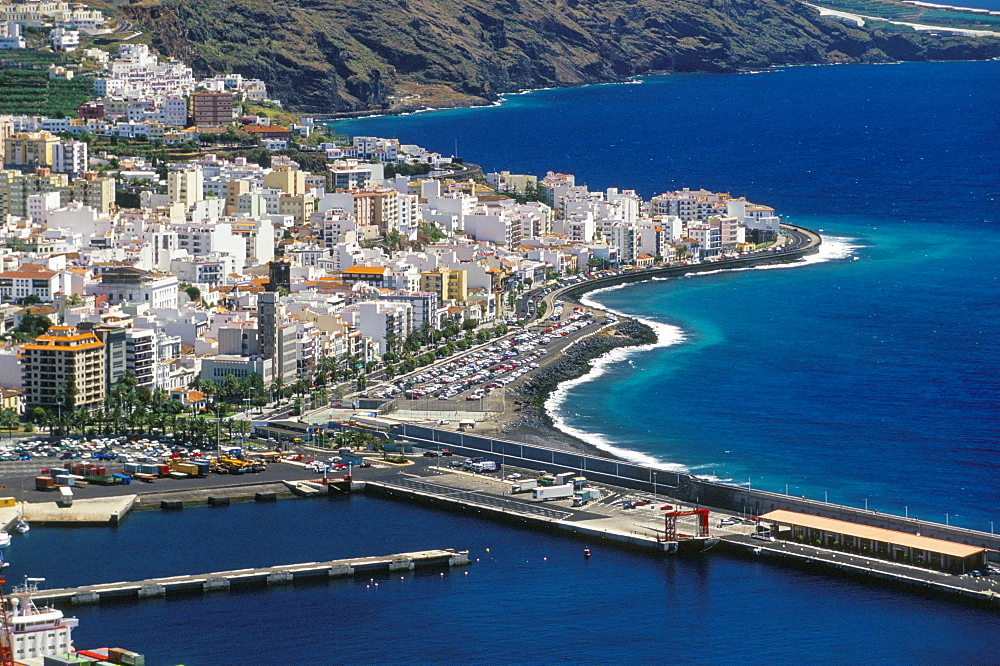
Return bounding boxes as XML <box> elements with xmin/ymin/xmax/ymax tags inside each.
<box><xmin>373</xmin><ymin>305</ymin><xmax>602</xmax><ymax>405</ymax></box>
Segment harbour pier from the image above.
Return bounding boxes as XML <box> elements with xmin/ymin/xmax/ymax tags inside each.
<box><xmin>31</xmin><ymin>549</ymin><xmax>471</xmax><ymax>606</ymax></box>
<box><xmin>364</xmin><ymin>473</ymin><xmax>715</xmax><ymax>554</ymax></box>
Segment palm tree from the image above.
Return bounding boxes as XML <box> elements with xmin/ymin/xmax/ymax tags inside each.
<box><xmin>0</xmin><ymin>408</ymin><xmax>19</xmax><ymax>441</ymax></box>
<box><xmin>150</xmin><ymin>387</ymin><xmax>169</xmax><ymax>412</ymax></box>
<box><xmin>270</xmin><ymin>377</ymin><xmax>285</xmax><ymax>403</ymax></box>
<box><xmin>69</xmin><ymin>408</ymin><xmax>89</xmax><ymax>437</ymax></box>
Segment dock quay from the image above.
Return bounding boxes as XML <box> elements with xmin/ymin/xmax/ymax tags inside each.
<box><xmin>31</xmin><ymin>549</ymin><xmax>471</xmax><ymax>606</ymax></box>
<box><xmin>364</xmin><ymin>472</ymin><xmax>713</xmax><ymax>554</ymax></box>
<box><xmin>721</xmin><ymin>535</ymin><xmax>1000</xmax><ymax>608</ymax></box>
<box><xmin>360</xmin><ymin>462</ymin><xmax>1000</xmax><ymax>609</ymax></box>
<box><xmin>17</xmin><ymin>495</ymin><xmax>136</xmax><ymax>526</ymax></box>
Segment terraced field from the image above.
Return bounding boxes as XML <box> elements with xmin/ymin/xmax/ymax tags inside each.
<box><xmin>809</xmin><ymin>0</ymin><xmax>1000</xmax><ymax>31</ymax></box>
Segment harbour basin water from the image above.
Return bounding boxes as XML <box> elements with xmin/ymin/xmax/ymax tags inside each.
<box><xmin>9</xmin><ymin>498</ymin><xmax>1000</xmax><ymax>664</ymax></box>
<box><xmin>334</xmin><ymin>60</ymin><xmax>1000</xmax><ymax>530</ymax></box>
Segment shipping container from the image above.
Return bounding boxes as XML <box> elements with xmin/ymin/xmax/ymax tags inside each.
<box><xmin>554</xmin><ymin>472</ymin><xmax>574</xmax><ymax>485</ymax></box>
<box><xmin>35</xmin><ymin>476</ymin><xmax>55</xmax><ymax>490</ymax></box>
<box><xmin>57</xmin><ymin>486</ymin><xmax>73</xmax><ymax>507</ymax></box>
<box><xmin>532</xmin><ymin>484</ymin><xmax>574</xmax><ymax>501</ymax></box>
<box><xmin>0</xmin><ymin>497</ymin><xmax>15</xmax><ymax>508</ymax></box>
<box><xmin>511</xmin><ymin>478</ymin><xmax>538</xmax><ymax>493</ymax></box>
<box><xmin>84</xmin><ymin>475</ymin><xmax>121</xmax><ymax>486</ymax></box>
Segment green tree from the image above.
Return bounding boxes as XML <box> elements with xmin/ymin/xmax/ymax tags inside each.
<box><xmin>0</xmin><ymin>408</ymin><xmax>19</xmax><ymax>440</ymax></box>
<box><xmin>184</xmin><ymin>285</ymin><xmax>202</xmax><ymax>303</ymax></box>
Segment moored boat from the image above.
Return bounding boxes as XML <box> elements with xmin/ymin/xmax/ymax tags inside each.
<box><xmin>4</xmin><ymin>577</ymin><xmax>79</xmax><ymax>661</ymax></box>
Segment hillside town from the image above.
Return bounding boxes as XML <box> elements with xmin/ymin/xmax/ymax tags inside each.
<box><xmin>0</xmin><ymin>33</ymin><xmax>786</xmax><ymax>431</ymax></box>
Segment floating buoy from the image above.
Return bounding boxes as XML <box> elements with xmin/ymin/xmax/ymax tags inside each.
<box><xmin>464</xmin><ymin>571</ymin><xmax>468</xmax><ymax>575</ymax></box>
<box><xmin>366</xmin><ymin>584</ymin><xmax>370</xmax><ymax>589</ymax></box>
<box><xmin>543</xmin><ymin>557</ymin><xmax>547</xmax><ymax>561</ymax></box>
<box><xmin>400</xmin><ymin>576</ymin><xmax>405</xmax><ymax>580</ymax></box>
<box><xmin>486</xmin><ymin>548</ymin><xmax>490</xmax><ymax>553</ymax></box>
<box><xmin>440</xmin><ymin>573</ymin><xmax>445</xmax><ymax>577</ymax></box>
<box><xmin>584</xmin><ymin>548</ymin><xmax>591</xmax><ymax>558</ymax></box>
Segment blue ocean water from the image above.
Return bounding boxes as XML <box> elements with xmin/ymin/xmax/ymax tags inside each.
<box><xmin>10</xmin><ymin>61</ymin><xmax>1000</xmax><ymax>664</ymax></box>
<box><xmin>9</xmin><ymin>498</ymin><xmax>1000</xmax><ymax>665</ymax></box>
<box><xmin>336</xmin><ymin>61</ymin><xmax>1000</xmax><ymax>530</ymax></box>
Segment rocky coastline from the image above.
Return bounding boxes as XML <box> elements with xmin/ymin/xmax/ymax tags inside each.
<box><xmin>498</xmin><ymin>317</ymin><xmax>657</xmax><ymax>460</ymax></box>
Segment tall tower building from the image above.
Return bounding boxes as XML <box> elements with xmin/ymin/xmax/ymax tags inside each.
<box><xmin>267</xmin><ymin>259</ymin><xmax>291</xmax><ymax>293</ymax></box>
<box><xmin>167</xmin><ymin>167</ymin><xmax>203</xmax><ymax>207</ymax></box>
<box><xmin>20</xmin><ymin>326</ymin><xmax>106</xmax><ymax>410</ymax></box>
<box><xmin>258</xmin><ymin>291</ymin><xmax>278</xmax><ymax>362</ymax></box>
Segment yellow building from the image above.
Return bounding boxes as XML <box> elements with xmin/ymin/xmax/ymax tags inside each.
<box><xmin>278</xmin><ymin>193</ymin><xmax>315</xmax><ymax>226</ymax></box>
<box><xmin>0</xmin><ymin>168</ymin><xmax>69</xmax><ymax>218</ymax></box>
<box><xmin>0</xmin><ymin>387</ymin><xmax>24</xmax><ymax>415</ymax></box>
<box><xmin>20</xmin><ymin>325</ymin><xmax>106</xmax><ymax>410</ymax></box>
<box><xmin>3</xmin><ymin>132</ymin><xmax>58</xmax><ymax>170</ymax></box>
<box><xmin>263</xmin><ymin>164</ymin><xmax>306</xmax><ymax>196</ymax></box>
<box><xmin>226</xmin><ymin>179</ymin><xmax>252</xmax><ymax>215</ymax></box>
<box><xmin>71</xmin><ymin>171</ymin><xmax>115</xmax><ymax>214</ymax></box>
<box><xmin>420</xmin><ymin>266</ymin><xmax>468</xmax><ymax>302</ymax></box>
<box><xmin>0</xmin><ymin>117</ymin><xmax>14</xmax><ymax>170</ymax></box>
<box><xmin>353</xmin><ymin>187</ymin><xmax>399</xmax><ymax>233</ymax></box>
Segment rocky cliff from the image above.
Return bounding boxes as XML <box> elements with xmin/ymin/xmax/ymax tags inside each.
<box><xmin>122</xmin><ymin>0</ymin><xmax>1000</xmax><ymax>113</ymax></box>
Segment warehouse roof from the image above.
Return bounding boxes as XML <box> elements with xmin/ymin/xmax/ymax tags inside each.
<box><xmin>760</xmin><ymin>510</ymin><xmax>985</xmax><ymax>558</ymax></box>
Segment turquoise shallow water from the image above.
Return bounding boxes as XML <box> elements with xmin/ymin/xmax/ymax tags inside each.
<box><xmin>10</xmin><ymin>61</ymin><xmax>1000</xmax><ymax>663</ymax></box>
<box><xmin>336</xmin><ymin>61</ymin><xmax>1000</xmax><ymax>530</ymax></box>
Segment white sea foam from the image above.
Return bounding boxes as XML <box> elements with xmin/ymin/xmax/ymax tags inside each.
<box><xmin>547</xmin><ymin>234</ymin><xmax>862</xmax><ymax>470</ymax></box>
<box><xmin>545</xmin><ymin>294</ymin><xmax>689</xmax><ymax>470</ymax></box>
<box><xmin>677</xmin><ymin>235</ymin><xmax>862</xmax><ymax>280</ymax></box>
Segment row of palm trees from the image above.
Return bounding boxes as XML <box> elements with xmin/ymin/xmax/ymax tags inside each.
<box><xmin>25</xmin><ymin>404</ymin><xmax>251</xmax><ymax>447</ymax></box>
<box><xmin>20</xmin><ymin>373</ymin><xmax>253</xmax><ymax>446</ymax></box>
<box><xmin>382</xmin><ymin>321</ymin><xmax>510</xmax><ymax>379</ymax></box>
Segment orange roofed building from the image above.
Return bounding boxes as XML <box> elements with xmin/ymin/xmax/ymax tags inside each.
<box><xmin>20</xmin><ymin>325</ymin><xmax>106</xmax><ymax>410</ymax></box>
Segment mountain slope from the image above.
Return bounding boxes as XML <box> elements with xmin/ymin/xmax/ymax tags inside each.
<box><xmin>122</xmin><ymin>0</ymin><xmax>1000</xmax><ymax>113</ymax></box>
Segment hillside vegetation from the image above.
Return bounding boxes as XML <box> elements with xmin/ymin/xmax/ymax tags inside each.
<box><xmin>122</xmin><ymin>0</ymin><xmax>1000</xmax><ymax>113</ymax></box>
<box><xmin>0</xmin><ymin>53</ymin><xmax>96</xmax><ymax>117</ymax></box>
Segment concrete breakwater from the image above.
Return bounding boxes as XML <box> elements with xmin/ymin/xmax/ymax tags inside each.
<box><xmin>392</xmin><ymin>423</ymin><xmax>1000</xmax><ymax>554</ymax></box>
<box><xmin>33</xmin><ymin>549</ymin><xmax>471</xmax><ymax>606</ymax></box>
<box><xmin>560</xmin><ymin>224</ymin><xmax>821</xmax><ymax>301</ymax></box>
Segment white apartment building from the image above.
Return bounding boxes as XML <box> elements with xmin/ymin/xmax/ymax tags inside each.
<box><xmin>86</xmin><ymin>267</ymin><xmax>179</xmax><ymax>309</ymax></box>
<box><xmin>52</xmin><ymin>140</ymin><xmax>87</xmax><ymax>176</ymax></box>
<box><xmin>49</xmin><ymin>27</ymin><xmax>78</xmax><ymax>51</ymax></box>
<box><xmin>0</xmin><ymin>264</ymin><xmax>67</xmax><ymax>302</ymax></box>
<box><xmin>125</xmin><ymin>328</ymin><xmax>156</xmax><ymax>388</ymax></box>
<box><xmin>0</xmin><ymin>22</ymin><xmax>26</xmax><ymax>49</ymax></box>
<box><xmin>340</xmin><ymin>301</ymin><xmax>412</xmax><ymax>355</ymax></box>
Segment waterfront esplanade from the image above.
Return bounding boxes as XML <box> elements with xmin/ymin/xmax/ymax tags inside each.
<box><xmin>761</xmin><ymin>510</ymin><xmax>987</xmax><ymax>574</ymax></box>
